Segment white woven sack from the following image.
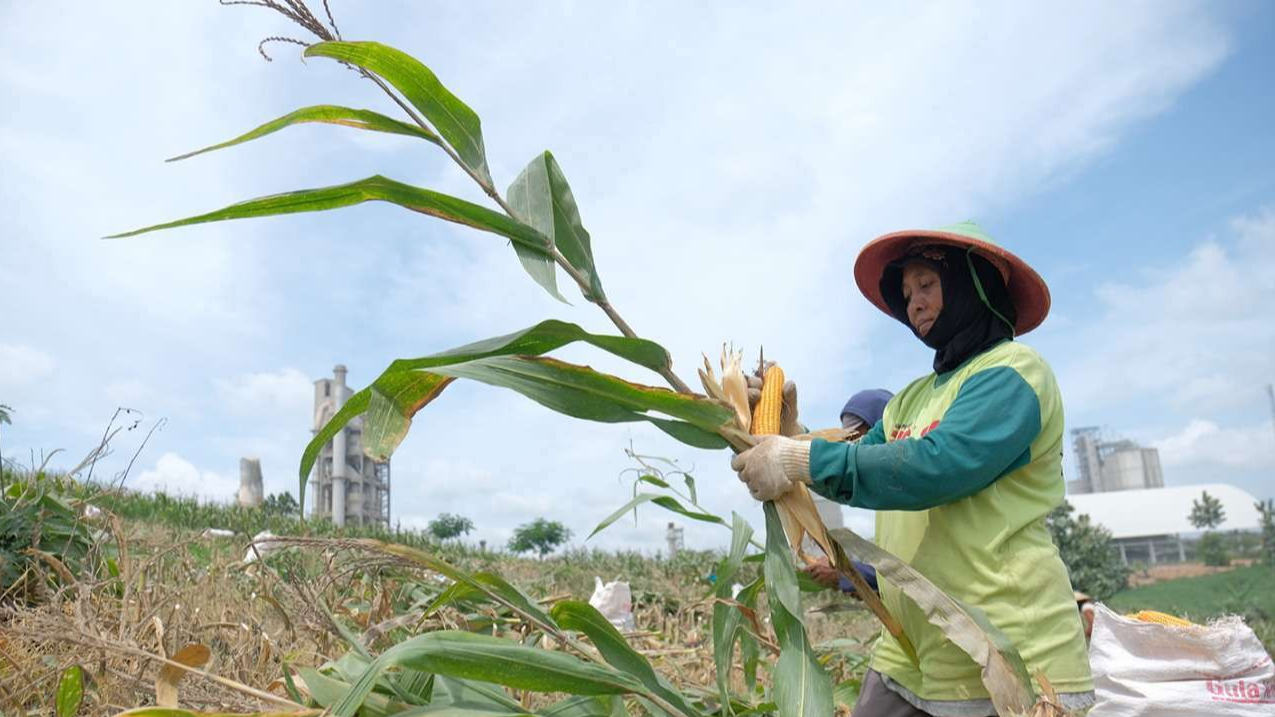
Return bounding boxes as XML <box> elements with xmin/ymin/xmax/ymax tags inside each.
<box><xmin>1090</xmin><ymin>603</ymin><xmax>1275</xmax><ymax>716</ymax></box>
<box><xmin>588</xmin><ymin>576</ymin><xmax>635</xmax><ymax>631</ymax></box>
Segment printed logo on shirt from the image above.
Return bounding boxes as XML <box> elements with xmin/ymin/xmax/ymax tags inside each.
<box><xmin>889</xmin><ymin>420</ymin><xmax>940</xmax><ymax>441</ymax></box>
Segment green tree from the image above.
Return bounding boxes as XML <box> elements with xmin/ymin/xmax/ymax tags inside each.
<box><xmin>1257</xmin><ymin>499</ymin><xmax>1275</xmax><ymax>568</ymax></box>
<box><xmin>508</xmin><ymin>518</ymin><xmax>572</xmax><ymax>558</ymax></box>
<box><xmin>1189</xmin><ymin>490</ymin><xmax>1229</xmax><ymax>566</ymax></box>
<box><xmin>262</xmin><ymin>492</ymin><xmax>300</xmax><ymax>517</ymax></box>
<box><xmin>1189</xmin><ymin>490</ymin><xmax>1226</xmax><ymax>530</ymax></box>
<box><xmin>1047</xmin><ymin>501</ymin><xmax>1131</xmax><ymax>601</ymax></box>
<box><xmin>427</xmin><ymin>512</ymin><xmax>474</xmax><ymax>541</ymax></box>
<box><xmin>1196</xmin><ymin>532</ymin><xmax>1230</xmax><ymax>567</ymax></box>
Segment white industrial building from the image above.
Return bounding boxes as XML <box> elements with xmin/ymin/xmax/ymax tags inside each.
<box><xmin>308</xmin><ymin>365</ymin><xmax>391</xmax><ymax>527</ymax></box>
<box><xmin>1068</xmin><ymin>426</ymin><xmax>1164</xmax><ymax>494</ymax></box>
<box><xmin>1067</xmin><ymin>483</ymin><xmax>1262</xmax><ymax>565</ymax></box>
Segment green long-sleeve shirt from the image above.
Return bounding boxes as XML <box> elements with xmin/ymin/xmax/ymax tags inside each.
<box><xmin>805</xmin><ymin>340</ymin><xmax>1092</xmax><ymax>703</ymax></box>
<box><xmin>807</xmin><ymin>361</ymin><xmax>1040</xmax><ymax>510</ymax></box>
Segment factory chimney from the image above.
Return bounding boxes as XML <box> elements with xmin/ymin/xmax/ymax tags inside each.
<box><xmin>331</xmin><ymin>364</ymin><xmax>348</xmax><ymax>527</ymax></box>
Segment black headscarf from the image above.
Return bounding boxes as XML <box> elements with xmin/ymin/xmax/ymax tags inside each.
<box><xmin>878</xmin><ymin>244</ymin><xmax>1018</xmax><ymax>374</ymax></box>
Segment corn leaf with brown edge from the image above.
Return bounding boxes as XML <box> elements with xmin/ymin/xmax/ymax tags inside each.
<box><xmin>762</xmin><ymin>503</ymin><xmax>833</xmax><ymax>717</ymax></box>
<box><xmin>166</xmin><ymin>105</ymin><xmax>441</xmax><ymax>162</ymax></box>
<box><xmin>330</xmin><ymin>631</ymin><xmax>647</xmax><ymax>717</ymax></box>
<box><xmin>298</xmin><ymin>320</ymin><xmax>726</xmax><ymax>508</ymax></box>
<box><xmin>828</xmin><ymin>527</ymin><xmax>1036</xmax><ymax>716</ymax></box>
<box><xmin>106</xmin><ymin>175</ymin><xmax>550</xmax><ymax>258</ymax></box>
<box><xmin>508</xmin><ymin>151</ymin><xmax>606</xmax><ymax>302</ymax></box>
<box><xmin>551</xmin><ymin>600</ymin><xmax>701</xmax><ymax>717</ymax></box>
<box><xmin>305</xmin><ymin>41</ymin><xmax>493</xmax><ymax>188</ymax></box>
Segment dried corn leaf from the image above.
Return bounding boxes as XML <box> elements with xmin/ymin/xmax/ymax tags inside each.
<box><xmin>155</xmin><ymin>643</ymin><xmax>211</xmax><ymax>707</ymax></box>
<box><xmin>829</xmin><ymin>528</ymin><xmax>1036</xmax><ymax>716</ymax></box>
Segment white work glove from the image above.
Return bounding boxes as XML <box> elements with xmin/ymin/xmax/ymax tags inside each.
<box><xmin>745</xmin><ymin>369</ymin><xmax>802</xmax><ymax>437</ymax></box>
<box><xmin>730</xmin><ymin>436</ymin><xmax>812</xmax><ymax>501</ymax></box>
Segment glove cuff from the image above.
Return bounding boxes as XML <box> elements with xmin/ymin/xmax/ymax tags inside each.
<box><xmin>777</xmin><ymin>438</ymin><xmax>812</xmax><ymax>484</ymax></box>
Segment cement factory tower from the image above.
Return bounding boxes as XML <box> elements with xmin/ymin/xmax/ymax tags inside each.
<box><xmin>1068</xmin><ymin>426</ymin><xmax>1164</xmax><ymax>494</ymax></box>
<box><xmin>308</xmin><ymin>365</ymin><xmax>391</xmax><ymax>527</ymax></box>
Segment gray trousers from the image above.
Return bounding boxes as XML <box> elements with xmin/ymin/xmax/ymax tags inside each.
<box><xmin>852</xmin><ymin>670</ymin><xmax>933</xmax><ymax>717</ymax></box>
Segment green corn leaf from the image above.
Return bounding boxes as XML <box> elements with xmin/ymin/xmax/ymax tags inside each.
<box><xmin>550</xmin><ymin>601</ymin><xmax>701</xmax><ymax>717</ymax></box>
<box><xmin>540</xmin><ymin>696</ymin><xmax>621</xmax><ymax>717</ymax></box>
<box><xmin>635</xmin><ymin>474</ymin><xmax>671</xmax><ymax>490</ymax></box>
<box><xmin>712</xmin><ymin>513</ymin><xmax>754</xmax><ymax>714</ymax></box>
<box><xmin>737</xmin><ymin>578</ymin><xmax>763</xmax><ymax>691</ymax></box>
<box><xmin>828</xmin><ymin>528</ymin><xmax>1036</xmax><ymax>716</ymax></box>
<box><xmin>423</xmin><ymin>579</ymin><xmax>491</xmax><ymax>617</ymax></box>
<box><xmin>396</xmin><ymin>706</ymin><xmax>533</xmax><ymax>717</ymax></box>
<box><xmin>508</xmin><ymin>151</ymin><xmax>606</xmax><ymax>302</ymax></box>
<box><xmin>353</xmin><ymin>539</ymin><xmax>559</xmax><ymax>632</ymax></box>
<box><xmin>306</xmin><ymin>41</ymin><xmax>493</xmax><ymax>188</ymax></box>
<box><xmin>299</xmin><ymin>321</ymin><xmax>728</xmax><ymax>506</ymax></box>
<box><xmin>55</xmin><ymin>665</ymin><xmax>84</xmax><ymax>717</ymax></box>
<box><xmin>832</xmin><ymin>680</ymin><xmax>861</xmax><ymax>711</ymax></box>
<box><xmin>432</xmin><ymin>676</ymin><xmax>524</xmax><ymax>712</ymax></box>
<box><xmin>111</xmin><ymin>711</ymin><xmax>321</xmax><ymax>717</ymax></box>
<box><xmin>107</xmin><ymin>175</ymin><xmax>549</xmax><ymax>257</ymax></box>
<box><xmin>167</xmin><ymin>105</ymin><xmax>440</xmax><ymax>162</ymax></box>
<box><xmin>112</xmin><ymin>704</ymin><xmax>321</xmax><ymax>709</ymax></box>
<box><xmin>331</xmin><ymin>631</ymin><xmax>646</xmax><ymax>717</ymax></box>
<box><xmin>587</xmin><ymin>493</ymin><xmax>726</xmax><ymax>540</ymax></box>
<box><xmin>762</xmin><ymin>503</ymin><xmax>833</xmax><ymax>717</ymax></box>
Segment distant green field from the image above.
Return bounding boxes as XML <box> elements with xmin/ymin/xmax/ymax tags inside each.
<box><xmin>1107</xmin><ymin>565</ymin><xmax>1275</xmax><ymax>621</ymax></box>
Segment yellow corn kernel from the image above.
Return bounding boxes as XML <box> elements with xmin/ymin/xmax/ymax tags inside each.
<box><xmin>1130</xmin><ymin>610</ymin><xmax>1195</xmax><ymax>627</ymax></box>
<box><xmin>751</xmin><ymin>364</ymin><xmax>785</xmax><ymax>436</ymax></box>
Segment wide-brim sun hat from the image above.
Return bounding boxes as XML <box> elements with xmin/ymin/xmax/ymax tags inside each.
<box><xmin>853</xmin><ymin>221</ymin><xmax>1051</xmax><ymax>335</ymax></box>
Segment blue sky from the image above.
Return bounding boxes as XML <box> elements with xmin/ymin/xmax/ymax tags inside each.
<box><xmin>2</xmin><ymin>2</ymin><xmax>1272</xmax><ymax>551</ymax></box>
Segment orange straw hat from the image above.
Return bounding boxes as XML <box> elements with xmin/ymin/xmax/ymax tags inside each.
<box><xmin>853</xmin><ymin>221</ymin><xmax>1051</xmax><ymax>335</ymax></box>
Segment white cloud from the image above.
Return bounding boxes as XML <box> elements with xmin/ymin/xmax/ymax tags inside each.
<box><xmin>215</xmin><ymin>368</ymin><xmax>313</xmax><ymax>421</ymax></box>
<box><xmin>132</xmin><ymin>452</ymin><xmax>238</xmax><ymax>501</ymax></box>
<box><xmin>1061</xmin><ymin>209</ymin><xmax>1275</xmax><ymax>415</ymax></box>
<box><xmin>0</xmin><ymin>343</ymin><xmax>54</xmax><ymax>389</ymax></box>
<box><xmin>103</xmin><ymin>379</ymin><xmax>156</xmax><ymax>407</ymax></box>
<box><xmin>1153</xmin><ymin>419</ymin><xmax>1275</xmax><ymax>473</ymax></box>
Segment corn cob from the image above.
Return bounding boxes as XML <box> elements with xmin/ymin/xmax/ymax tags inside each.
<box><xmin>1130</xmin><ymin>610</ymin><xmax>1195</xmax><ymax>627</ymax></box>
<box><xmin>751</xmin><ymin>364</ymin><xmax>785</xmax><ymax>436</ymax></box>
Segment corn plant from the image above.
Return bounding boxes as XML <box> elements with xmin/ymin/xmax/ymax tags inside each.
<box><xmin>112</xmin><ymin>3</ymin><xmax>1048</xmax><ymax>715</ymax></box>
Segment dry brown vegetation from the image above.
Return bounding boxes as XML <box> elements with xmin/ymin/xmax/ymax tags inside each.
<box><xmin>1</xmin><ymin>518</ymin><xmax>879</xmax><ymax>716</ymax></box>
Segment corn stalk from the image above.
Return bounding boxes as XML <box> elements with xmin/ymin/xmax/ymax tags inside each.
<box><xmin>110</xmin><ymin>2</ymin><xmax>1040</xmax><ymax>714</ymax></box>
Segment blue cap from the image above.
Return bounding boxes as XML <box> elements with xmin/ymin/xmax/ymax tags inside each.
<box><xmin>840</xmin><ymin>389</ymin><xmax>893</xmax><ymax>427</ymax></box>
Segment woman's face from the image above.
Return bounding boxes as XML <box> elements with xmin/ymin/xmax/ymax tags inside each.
<box><xmin>901</xmin><ymin>262</ymin><xmax>943</xmax><ymax>337</ymax></box>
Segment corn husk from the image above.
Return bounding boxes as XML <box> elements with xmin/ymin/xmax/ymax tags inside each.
<box><xmin>720</xmin><ymin>345</ymin><xmax>752</xmax><ymax>433</ymax></box>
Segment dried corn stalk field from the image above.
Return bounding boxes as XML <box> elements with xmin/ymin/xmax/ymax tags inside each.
<box><xmin>1</xmin><ymin>519</ymin><xmax>880</xmax><ymax>716</ymax></box>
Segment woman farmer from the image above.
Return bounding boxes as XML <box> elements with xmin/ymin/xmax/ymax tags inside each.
<box><xmin>731</xmin><ymin>222</ymin><xmax>1093</xmax><ymax>716</ymax></box>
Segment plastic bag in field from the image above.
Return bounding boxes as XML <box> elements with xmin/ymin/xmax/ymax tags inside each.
<box><xmin>589</xmin><ymin>576</ymin><xmax>635</xmax><ymax>631</ymax></box>
<box><xmin>243</xmin><ymin>530</ymin><xmax>283</xmax><ymax>564</ymax></box>
<box><xmin>1090</xmin><ymin>603</ymin><xmax>1275</xmax><ymax>716</ymax></box>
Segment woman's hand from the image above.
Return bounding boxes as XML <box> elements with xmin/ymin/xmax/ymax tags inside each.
<box><xmin>730</xmin><ymin>436</ymin><xmax>812</xmax><ymax>501</ymax></box>
<box><xmin>804</xmin><ymin>557</ymin><xmax>840</xmax><ymax>589</ymax></box>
